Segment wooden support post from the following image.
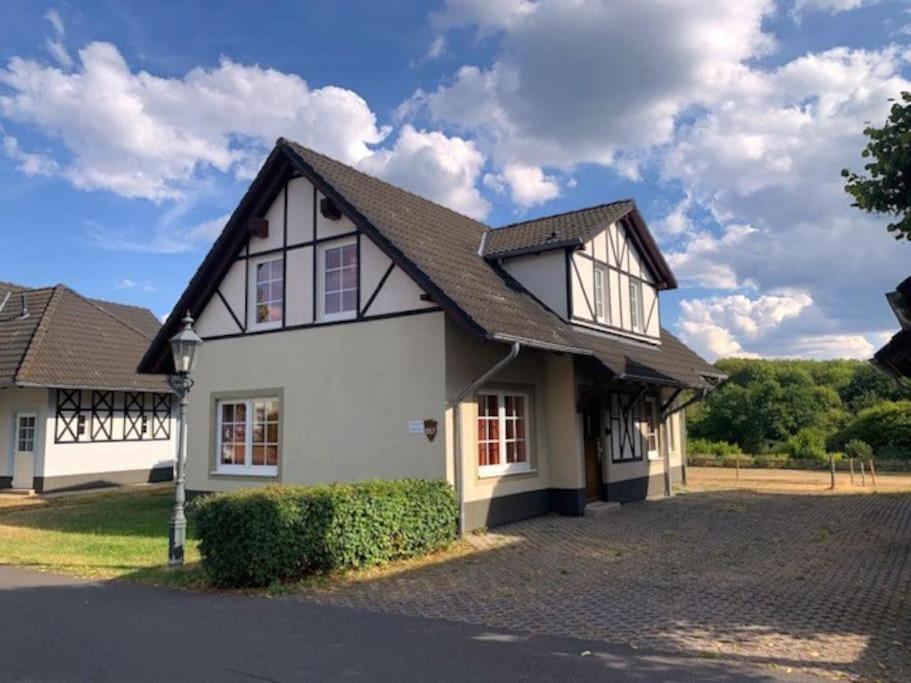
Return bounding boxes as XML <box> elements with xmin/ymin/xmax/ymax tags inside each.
<box><xmin>860</xmin><ymin>460</ymin><xmax>866</xmax><ymax>487</ymax></box>
<box><xmin>829</xmin><ymin>453</ymin><xmax>836</xmax><ymax>490</ymax></box>
<box><xmin>869</xmin><ymin>459</ymin><xmax>877</xmax><ymax>488</ymax></box>
<box><xmin>735</xmin><ymin>453</ymin><xmax>740</xmax><ymax>482</ymax></box>
<box><xmin>849</xmin><ymin>458</ymin><xmax>855</xmax><ymax>485</ymax></box>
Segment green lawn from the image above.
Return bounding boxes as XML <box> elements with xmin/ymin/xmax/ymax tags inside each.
<box><xmin>0</xmin><ymin>488</ymin><xmax>204</xmax><ymax>588</ymax></box>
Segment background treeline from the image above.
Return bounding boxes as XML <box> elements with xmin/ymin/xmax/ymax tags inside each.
<box><xmin>687</xmin><ymin>358</ymin><xmax>911</xmax><ymax>460</ymax></box>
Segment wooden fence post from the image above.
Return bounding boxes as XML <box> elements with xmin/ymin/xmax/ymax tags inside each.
<box><xmin>860</xmin><ymin>460</ymin><xmax>866</xmax><ymax>487</ymax></box>
<box><xmin>869</xmin><ymin>459</ymin><xmax>877</xmax><ymax>488</ymax></box>
<box><xmin>829</xmin><ymin>453</ymin><xmax>836</xmax><ymax>490</ymax></box>
<box><xmin>849</xmin><ymin>458</ymin><xmax>855</xmax><ymax>485</ymax></box>
<box><xmin>735</xmin><ymin>453</ymin><xmax>740</xmax><ymax>482</ymax></box>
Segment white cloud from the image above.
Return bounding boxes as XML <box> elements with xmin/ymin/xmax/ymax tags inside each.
<box><xmin>358</xmin><ymin>124</ymin><xmax>490</xmax><ymax>219</ymax></box>
<box><xmin>484</xmin><ymin>162</ymin><xmax>559</xmax><ymax>206</ymax></box>
<box><xmin>2</xmin><ymin>134</ymin><xmax>59</xmax><ymax>176</ymax></box>
<box><xmin>792</xmin><ymin>0</ymin><xmax>880</xmax><ymax>15</ymax></box>
<box><xmin>432</xmin><ymin>0</ymin><xmax>538</xmax><ymax>34</ymax></box>
<box><xmin>666</xmin><ymin>224</ymin><xmax>757</xmax><ymax>289</ymax></box>
<box><xmin>115</xmin><ymin>278</ymin><xmax>157</xmax><ymax>292</ymax></box>
<box><xmin>420</xmin><ymin>0</ymin><xmax>776</xmax><ymax>169</ymax></box>
<box><xmin>43</xmin><ymin>9</ymin><xmax>73</xmax><ymax>69</ymax></box>
<box><xmin>0</xmin><ymin>42</ymin><xmax>390</xmax><ymax>201</ymax></box>
<box><xmin>425</xmin><ymin>35</ymin><xmax>447</xmax><ymax>61</ymax></box>
<box><xmin>676</xmin><ymin>291</ymin><xmax>883</xmax><ymax>360</ymax></box>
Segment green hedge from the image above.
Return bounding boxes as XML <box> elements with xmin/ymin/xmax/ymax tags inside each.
<box><xmin>194</xmin><ymin>479</ymin><xmax>458</xmax><ymax>588</ymax></box>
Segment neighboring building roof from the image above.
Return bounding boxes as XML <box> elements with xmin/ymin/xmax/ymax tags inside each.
<box><xmin>0</xmin><ymin>282</ymin><xmax>168</xmax><ymax>392</ymax></box>
<box><xmin>874</xmin><ymin>275</ymin><xmax>911</xmax><ymax>380</ymax></box>
<box><xmin>140</xmin><ymin>139</ymin><xmax>721</xmax><ymax>389</ymax></box>
<box><xmin>482</xmin><ymin>201</ymin><xmax>677</xmax><ymax>289</ymax></box>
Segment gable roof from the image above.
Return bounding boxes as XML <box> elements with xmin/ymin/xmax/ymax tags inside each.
<box><xmin>140</xmin><ymin>139</ymin><xmax>720</xmax><ymax>389</ymax></box>
<box><xmin>0</xmin><ymin>282</ymin><xmax>167</xmax><ymax>392</ymax></box>
<box><xmin>483</xmin><ymin>202</ymin><xmax>676</xmax><ymax>289</ymax></box>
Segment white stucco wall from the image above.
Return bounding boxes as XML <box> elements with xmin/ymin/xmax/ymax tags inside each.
<box><xmin>501</xmin><ymin>251</ymin><xmax>568</xmax><ymax>319</ymax></box>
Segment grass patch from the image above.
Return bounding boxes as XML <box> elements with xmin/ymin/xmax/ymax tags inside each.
<box><xmin>0</xmin><ymin>488</ymin><xmax>204</xmax><ymax>589</ymax></box>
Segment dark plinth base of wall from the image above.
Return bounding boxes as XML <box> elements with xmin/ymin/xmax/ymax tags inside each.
<box><xmin>34</xmin><ymin>465</ymin><xmax>174</xmax><ymax>494</ymax></box>
<box><xmin>602</xmin><ymin>466</ymin><xmax>683</xmax><ymax>503</ymax></box>
<box><xmin>0</xmin><ymin>476</ymin><xmax>11</xmax><ymax>490</ymax></box>
<box><xmin>463</xmin><ymin>487</ymin><xmax>586</xmax><ymax>531</ymax></box>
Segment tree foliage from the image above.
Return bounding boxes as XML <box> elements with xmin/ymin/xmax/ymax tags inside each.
<box><xmin>688</xmin><ymin>358</ymin><xmax>911</xmax><ymax>457</ymax></box>
<box><xmin>842</xmin><ymin>91</ymin><xmax>911</xmax><ymax>241</ymax></box>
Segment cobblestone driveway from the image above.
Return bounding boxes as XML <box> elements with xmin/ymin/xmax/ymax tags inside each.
<box><xmin>306</xmin><ymin>491</ymin><xmax>911</xmax><ymax>681</ymax></box>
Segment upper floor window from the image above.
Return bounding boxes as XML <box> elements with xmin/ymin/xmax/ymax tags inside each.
<box><xmin>594</xmin><ymin>266</ymin><xmax>608</xmax><ymax>323</ymax></box>
<box><xmin>252</xmin><ymin>257</ymin><xmax>284</xmax><ymax>328</ymax></box>
<box><xmin>629</xmin><ymin>280</ymin><xmax>644</xmax><ymax>333</ymax></box>
<box><xmin>321</xmin><ymin>240</ymin><xmax>358</xmax><ymax>320</ymax></box>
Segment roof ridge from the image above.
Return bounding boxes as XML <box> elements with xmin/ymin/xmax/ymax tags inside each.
<box><xmin>495</xmin><ymin>199</ymin><xmax>634</xmax><ymax>231</ymax></box>
<box><xmin>279</xmin><ymin>138</ymin><xmax>492</xmax><ymax>233</ymax></box>
<box><xmin>64</xmin><ymin>286</ymin><xmax>156</xmax><ymax>340</ymax></box>
<box><xmin>14</xmin><ymin>285</ymin><xmax>65</xmax><ymax>383</ymax></box>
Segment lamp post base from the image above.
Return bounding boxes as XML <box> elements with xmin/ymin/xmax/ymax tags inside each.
<box><xmin>168</xmin><ymin>519</ymin><xmax>186</xmax><ymax>566</ymax></box>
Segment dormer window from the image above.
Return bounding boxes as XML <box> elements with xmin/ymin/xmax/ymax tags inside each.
<box><xmin>629</xmin><ymin>280</ymin><xmax>644</xmax><ymax>333</ymax></box>
<box><xmin>594</xmin><ymin>266</ymin><xmax>608</xmax><ymax>323</ymax></box>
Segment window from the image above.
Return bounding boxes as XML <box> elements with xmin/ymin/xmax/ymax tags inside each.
<box><xmin>321</xmin><ymin>241</ymin><xmax>358</xmax><ymax>320</ymax></box>
<box><xmin>216</xmin><ymin>397</ymin><xmax>280</xmax><ymax>476</ymax></box>
<box><xmin>16</xmin><ymin>415</ymin><xmax>35</xmax><ymax>452</ymax></box>
<box><xmin>629</xmin><ymin>280</ymin><xmax>644</xmax><ymax>333</ymax></box>
<box><xmin>253</xmin><ymin>257</ymin><xmax>284</xmax><ymax>327</ymax></box>
<box><xmin>643</xmin><ymin>398</ymin><xmax>660</xmax><ymax>461</ymax></box>
<box><xmin>477</xmin><ymin>392</ymin><xmax>531</xmax><ymax>477</ymax></box>
<box><xmin>594</xmin><ymin>266</ymin><xmax>608</xmax><ymax>322</ymax></box>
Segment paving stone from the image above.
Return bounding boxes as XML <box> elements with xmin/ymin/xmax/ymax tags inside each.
<box><xmin>303</xmin><ymin>491</ymin><xmax>911</xmax><ymax>681</ymax></box>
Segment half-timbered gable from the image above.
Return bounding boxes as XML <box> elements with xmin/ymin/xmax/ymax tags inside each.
<box><xmin>194</xmin><ymin>173</ymin><xmax>435</xmax><ymax>341</ymax></box>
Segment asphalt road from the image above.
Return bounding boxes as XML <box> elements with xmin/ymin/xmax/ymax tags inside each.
<box><xmin>0</xmin><ymin>566</ymin><xmax>821</xmax><ymax>682</ymax></box>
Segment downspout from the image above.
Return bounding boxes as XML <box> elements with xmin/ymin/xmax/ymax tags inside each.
<box><xmin>451</xmin><ymin>342</ymin><xmax>521</xmax><ymax>537</ymax></box>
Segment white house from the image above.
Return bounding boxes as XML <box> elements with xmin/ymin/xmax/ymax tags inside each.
<box><xmin>0</xmin><ymin>282</ymin><xmax>175</xmax><ymax>493</ymax></box>
<box><xmin>139</xmin><ymin>139</ymin><xmax>723</xmax><ymax>530</ymax></box>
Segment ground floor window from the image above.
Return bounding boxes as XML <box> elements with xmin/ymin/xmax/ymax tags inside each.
<box><xmin>643</xmin><ymin>397</ymin><xmax>660</xmax><ymax>461</ymax></box>
<box><xmin>216</xmin><ymin>397</ymin><xmax>280</xmax><ymax>476</ymax></box>
<box><xmin>477</xmin><ymin>391</ymin><xmax>530</xmax><ymax>477</ymax></box>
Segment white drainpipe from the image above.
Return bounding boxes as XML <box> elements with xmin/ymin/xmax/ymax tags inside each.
<box><xmin>451</xmin><ymin>342</ymin><xmax>521</xmax><ymax>536</ymax></box>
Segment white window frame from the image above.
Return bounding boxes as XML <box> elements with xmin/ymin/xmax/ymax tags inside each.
<box><xmin>594</xmin><ymin>266</ymin><xmax>608</xmax><ymax>323</ymax></box>
<box><xmin>15</xmin><ymin>413</ymin><xmax>36</xmax><ymax>452</ymax></box>
<box><xmin>214</xmin><ymin>397</ymin><xmax>280</xmax><ymax>477</ymax></box>
<box><xmin>643</xmin><ymin>397</ymin><xmax>660</xmax><ymax>461</ymax></box>
<box><xmin>476</xmin><ymin>390</ymin><xmax>532</xmax><ymax>478</ymax></box>
<box><xmin>248</xmin><ymin>255</ymin><xmax>284</xmax><ymax>331</ymax></box>
<box><xmin>318</xmin><ymin>238</ymin><xmax>358</xmax><ymax>322</ymax></box>
<box><xmin>629</xmin><ymin>279</ymin><xmax>644</xmax><ymax>333</ymax></box>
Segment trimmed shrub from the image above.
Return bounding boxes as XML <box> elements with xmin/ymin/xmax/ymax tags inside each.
<box><xmin>688</xmin><ymin>438</ymin><xmax>743</xmax><ymax>456</ymax></box>
<box><xmin>195</xmin><ymin>479</ymin><xmax>458</xmax><ymax>588</ymax></box>
<box><xmin>843</xmin><ymin>439</ymin><xmax>873</xmax><ymax>461</ymax></box>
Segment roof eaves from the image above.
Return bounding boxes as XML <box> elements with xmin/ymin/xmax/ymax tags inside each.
<box><xmin>484</xmin><ymin>237</ymin><xmax>584</xmax><ymax>260</ymax></box>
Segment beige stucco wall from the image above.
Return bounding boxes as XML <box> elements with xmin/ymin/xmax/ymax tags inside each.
<box><xmin>186</xmin><ymin>310</ymin><xmax>447</xmax><ymax>493</ymax></box>
<box><xmin>444</xmin><ymin>320</ymin><xmax>583</xmax><ymax>508</ymax></box>
<box><xmin>501</xmin><ymin>251</ymin><xmax>567</xmax><ymax>319</ymax></box>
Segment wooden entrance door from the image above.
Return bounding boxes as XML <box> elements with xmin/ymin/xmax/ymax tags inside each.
<box><xmin>583</xmin><ymin>403</ymin><xmax>602</xmax><ymax>501</ymax></box>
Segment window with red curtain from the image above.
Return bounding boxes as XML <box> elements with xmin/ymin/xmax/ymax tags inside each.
<box><xmin>477</xmin><ymin>392</ymin><xmax>530</xmax><ymax>476</ymax></box>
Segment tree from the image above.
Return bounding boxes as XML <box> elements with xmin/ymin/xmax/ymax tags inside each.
<box><xmin>842</xmin><ymin>91</ymin><xmax>911</xmax><ymax>241</ymax></box>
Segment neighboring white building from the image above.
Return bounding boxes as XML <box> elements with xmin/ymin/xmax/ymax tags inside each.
<box><xmin>140</xmin><ymin>140</ymin><xmax>723</xmax><ymax>530</ymax></box>
<box><xmin>0</xmin><ymin>282</ymin><xmax>175</xmax><ymax>493</ymax></box>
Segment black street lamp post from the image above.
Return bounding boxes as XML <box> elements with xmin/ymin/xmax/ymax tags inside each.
<box><xmin>167</xmin><ymin>312</ymin><xmax>203</xmax><ymax>567</ymax></box>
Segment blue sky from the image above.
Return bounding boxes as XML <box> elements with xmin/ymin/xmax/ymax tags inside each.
<box><xmin>1</xmin><ymin>0</ymin><xmax>909</xmax><ymax>360</ymax></box>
